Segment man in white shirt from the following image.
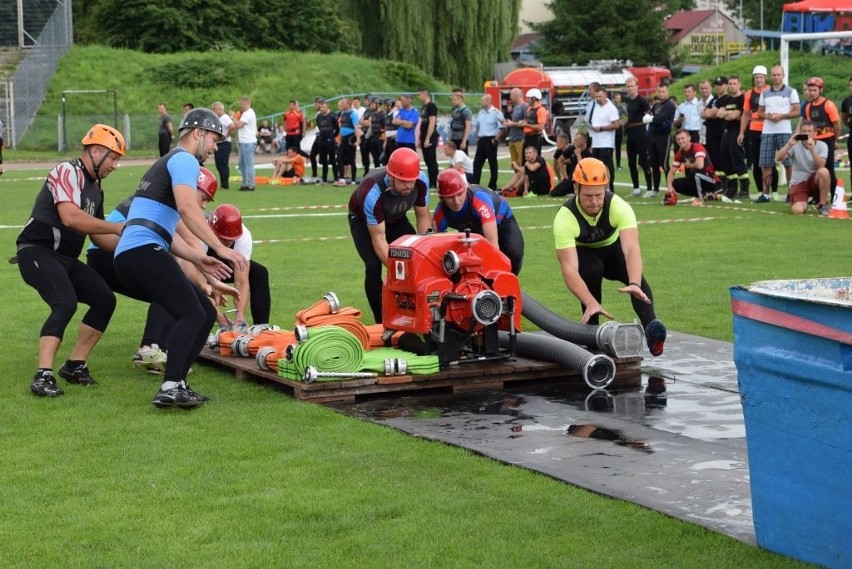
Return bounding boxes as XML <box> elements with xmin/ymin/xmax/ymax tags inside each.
<box><xmin>443</xmin><ymin>140</ymin><xmax>474</xmax><ymax>182</ymax></box>
<box><xmin>232</xmin><ymin>96</ymin><xmax>258</xmax><ymax>191</ymax></box>
<box><xmin>674</xmin><ymin>84</ymin><xmax>702</xmax><ymax>142</ymax></box>
<box><xmin>587</xmin><ymin>86</ymin><xmax>621</xmax><ymax>192</ymax></box>
<box><xmin>756</xmin><ymin>65</ymin><xmax>800</xmax><ymax>202</ymax></box>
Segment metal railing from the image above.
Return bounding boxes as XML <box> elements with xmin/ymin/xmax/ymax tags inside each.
<box><xmin>2</xmin><ymin>0</ymin><xmax>73</xmax><ymax>149</ymax></box>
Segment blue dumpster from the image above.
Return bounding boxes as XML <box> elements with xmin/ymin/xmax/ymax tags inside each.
<box><xmin>731</xmin><ymin>279</ymin><xmax>852</xmax><ymax>568</ymax></box>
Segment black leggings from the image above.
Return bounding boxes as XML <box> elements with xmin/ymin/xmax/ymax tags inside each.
<box><xmin>318</xmin><ymin>139</ymin><xmax>338</xmax><ymax>182</ymax></box>
<box><xmin>672</xmin><ymin>171</ymin><xmax>717</xmax><ymax>199</ymax></box>
<box><xmin>87</xmin><ymin>248</ymin><xmax>173</xmax><ymax>349</ymax></box>
<box><xmin>338</xmin><ymin>137</ymin><xmax>357</xmax><ymax>180</ymax></box>
<box><xmin>576</xmin><ymin>240</ymin><xmax>657</xmax><ymax>328</ymax></box>
<box><xmin>648</xmin><ymin>134</ymin><xmax>671</xmax><ymax>192</ymax></box>
<box><xmin>421</xmin><ymin>135</ymin><xmax>439</xmax><ymax>188</ymax></box>
<box><xmin>348</xmin><ymin>214</ymin><xmax>417</xmax><ymax>324</ymax></box>
<box><xmin>496</xmin><ymin>216</ymin><xmax>525</xmax><ymax>276</ymax></box>
<box><xmin>382</xmin><ymin>138</ymin><xmax>397</xmax><ymax>165</ymax></box>
<box><xmin>18</xmin><ymin>247</ymin><xmax>116</xmax><ymax>340</ymax></box>
<box><xmin>114</xmin><ymin>245</ymin><xmax>216</xmax><ymax>382</ymax></box>
<box><xmin>626</xmin><ymin>127</ymin><xmax>651</xmax><ymax>191</ymax></box>
<box><xmin>213</xmin><ymin>140</ymin><xmax>231</xmax><ymax>190</ymax></box>
<box><xmin>473</xmin><ymin>136</ymin><xmax>499</xmax><ymax>191</ymax></box>
<box><xmin>158</xmin><ymin>133</ymin><xmax>171</xmax><ymax>158</ymax></box>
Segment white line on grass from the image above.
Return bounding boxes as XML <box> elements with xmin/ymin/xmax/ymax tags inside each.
<box><xmin>252</xmin><ymin>216</ymin><xmax>733</xmax><ymax>245</ymax></box>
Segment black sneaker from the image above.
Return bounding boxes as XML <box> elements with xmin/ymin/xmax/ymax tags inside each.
<box><xmin>644</xmin><ymin>319</ymin><xmax>667</xmax><ymax>357</ymax></box>
<box><xmin>152</xmin><ymin>385</ymin><xmax>208</xmax><ymax>409</ymax></box>
<box><xmin>58</xmin><ymin>361</ymin><xmax>97</xmax><ymax>385</ymax></box>
<box><xmin>30</xmin><ymin>372</ymin><xmax>64</xmax><ymax>397</ymax></box>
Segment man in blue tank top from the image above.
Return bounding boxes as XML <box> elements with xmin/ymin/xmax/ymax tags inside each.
<box><xmin>114</xmin><ymin>108</ymin><xmax>248</xmax><ymax>409</ymax></box>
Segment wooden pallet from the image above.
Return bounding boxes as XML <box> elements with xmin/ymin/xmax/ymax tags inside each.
<box><xmin>197</xmin><ymin>348</ymin><xmax>643</xmax><ymax>403</ymax></box>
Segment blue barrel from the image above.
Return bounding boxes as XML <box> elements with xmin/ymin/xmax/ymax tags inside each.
<box><xmin>731</xmin><ymin>279</ymin><xmax>852</xmax><ymax>568</ymax></box>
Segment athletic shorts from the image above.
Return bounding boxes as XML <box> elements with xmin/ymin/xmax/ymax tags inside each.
<box><xmin>788</xmin><ymin>174</ymin><xmax>821</xmax><ymax>204</ymax></box>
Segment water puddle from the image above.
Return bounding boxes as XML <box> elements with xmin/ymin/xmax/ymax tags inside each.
<box><xmin>329</xmin><ymin>373</ymin><xmax>745</xmax><ymax>443</ymax></box>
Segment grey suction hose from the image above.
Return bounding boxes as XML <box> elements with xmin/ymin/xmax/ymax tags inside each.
<box><xmin>522</xmin><ymin>291</ymin><xmax>599</xmax><ymax>346</ymax></box>
<box><xmin>521</xmin><ymin>292</ymin><xmax>642</xmax><ymax>358</ymax></box>
<box><xmin>498</xmin><ymin>331</ymin><xmax>616</xmax><ymax>390</ymax></box>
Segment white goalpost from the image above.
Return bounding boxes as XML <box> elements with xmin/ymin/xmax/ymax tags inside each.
<box><xmin>780</xmin><ymin>30</ymin><xmax>852</xmax><ymax>79</ymax></box>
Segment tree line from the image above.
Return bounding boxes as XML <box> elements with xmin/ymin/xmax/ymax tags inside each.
<box><xmin>2</xmin><ymin>0</ymin><xmax>718</xmax><ymax>89</ymax></box>
<box><xmin>65</xmin><ymin>0</ymin><xmax>520</xmax><ymax>89</ymax></box>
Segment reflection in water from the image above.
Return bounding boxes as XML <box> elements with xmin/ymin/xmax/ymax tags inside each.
<box><xmin>644</xmin><ymin>376</ymin><xmax>668</xmax><ymax>410</ymax></box>
<box><xmin>328</xmin><ymin>371</ymin><xmax>744</xmax><ymax>443</ymax></box>
<box><xmin>567</xmin><ymin>424</ymin><xmax>653</xmax><ymax>453</ymax></box>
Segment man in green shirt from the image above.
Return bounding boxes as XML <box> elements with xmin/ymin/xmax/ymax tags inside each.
<box><xmin>553</xmin><ymin>157</ymin><xmax>667</xmax><ymax>356</ymax></box>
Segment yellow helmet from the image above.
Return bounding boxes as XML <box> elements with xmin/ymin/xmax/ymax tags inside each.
<box><xmin>572</xmin><ymin>157</ymin><xmax>610</xmax><ymax>186</ymax></box>
<box><xmin>81</xmin><ymin>124</ymin><xmax>126</xmax><ymax>156</ymax></box>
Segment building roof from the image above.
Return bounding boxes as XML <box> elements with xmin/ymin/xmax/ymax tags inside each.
<box><xmin>664</xmin><ymin>9</ymin><xmax>716</xmax><ymax>43</ymax></box>
<box><xmin>511</xmin><ymin>33</ymin><xmax>541</xmax><ymax>51</ymax></box>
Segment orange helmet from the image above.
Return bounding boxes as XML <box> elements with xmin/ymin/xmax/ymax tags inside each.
<box><xmin>663</xmin><ymin>191</ymin><xmax>678</xmax><ymax>206</ymax></box>
<box><xmin>208</xmin><ymin>204</ymin><xmax>243</xmax><ymax>240</ymax></box>
<box><xmin>436</xmin><ymin>168</ymin><xmax>467</xmax><ymax>198</ymax></box>
<box><xmin>572</xmin><ymin>157</ymin><xmax>610</xmax><ymax>186</ymax></box>
<box><xmin>386</xmin><ymin>147</ymin><xmax>421</xmax><ymax>181</ymax></box>
<box><xmin>197</xmin><ymin>167</ymin><xmax>218</xmax><ymax>200</ymax></box>
<box><xmin>81</xmin><ymin>124</ymin><xmax>126</xmax><ymax>156</ymax></box>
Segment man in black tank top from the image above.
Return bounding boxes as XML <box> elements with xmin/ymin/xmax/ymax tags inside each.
<box><xmin>553</xmin><ymin>157</ymin><xmax>667</xmax><ymax>357</ymax></box>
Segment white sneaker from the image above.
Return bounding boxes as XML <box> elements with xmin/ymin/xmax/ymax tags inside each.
<box><xmin>631</xmin><ymin>188</ymin><xmax>641</xmax><ymax>197</ymax></box>
<box><xmin>132</xmin><ymin>344</ymin><xmax>167</xmax><ymax>375</ymax></box>
<box><xmin>643</xmin><ymin>190</ymin><xmax>659</xmax><ymax>199</ymax></box>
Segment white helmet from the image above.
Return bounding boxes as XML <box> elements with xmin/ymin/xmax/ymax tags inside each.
<box><xmin>525</xmin><ymin>88</ymin><xmax>542</xmax><ymax>100</ymax></box>
<box><xmin>752</xmin><ymin>65</ymin><xmax>768</xmax><ymax>76</ymax></box>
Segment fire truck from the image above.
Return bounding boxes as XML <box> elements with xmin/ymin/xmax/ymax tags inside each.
<box><xmin>484</xmin><ymin>60</ymin><xmax>671</xmax><ymax>136</ymax></box>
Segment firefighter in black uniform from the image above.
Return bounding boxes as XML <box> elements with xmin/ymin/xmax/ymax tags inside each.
<box><xmin>347</xmin><ymin>148</ymin><xmax>431</xmax><ymax>323</ymax></box>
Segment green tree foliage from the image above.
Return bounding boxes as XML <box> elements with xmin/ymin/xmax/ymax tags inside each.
<box><xmin>531</xmin><ymin>0</ymin><xmax>671</xmax><ymax>66</ymax></box>
<box><xmin>71</xmin><ymin>0</ymin><xmax>518</xmax><ymax>88</ymax></box>
<box><xmin>242</xmin><ymin>0</ymin><xmax>356</xmax><ymax>53</ymax></box>
<box><xmin>344</xmin><ymin>0</ymin><xmax>521</xmax><ymax>89</ymax></box>
<box><xmin>76</xmin><ymin>0</ymin><xmax>352</xmax><ymax>54</ymax></box>
<box><xmin>88</xmin><ymin>0</ymin><xmax>247</xmax><ymax>53</ymax></box>
<box><xmin>722</xmin><ymin>0</ymin><xmax>786</xmax><ymax>31</ymax></box>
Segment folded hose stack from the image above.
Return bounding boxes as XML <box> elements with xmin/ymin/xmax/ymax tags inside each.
<box><xmin>208</xmin><ymin>292</ymin><xmax>438</xmax><ymax>383</ymax></box>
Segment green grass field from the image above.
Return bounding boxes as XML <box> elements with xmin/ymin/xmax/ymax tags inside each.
<box><xmin>0</xmin><ymin>156</ymin><xmax>835</xmax><ymax>568</ymax></box>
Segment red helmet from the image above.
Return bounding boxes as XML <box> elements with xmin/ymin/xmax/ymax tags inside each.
<box><xmin>806</xmin><ymin>77</ymin><xmax>824</xmax><ymax>90</ymax></box>
<box><xmin>663</xmin><ymin>191</ymin><xmax>678</xmax><ymax>206</ymax></box>
<box><xmin>386</xmin><ymin>147</ymin><xmax>421</xmax><ymax>181</ymax></box>
<box><xmin>436</xmin><ymin>168</ymin><xmax>467</xmax><ymax>198</ymax></box>
<box><xmin>197</xmin><ymin>167</ymin><xmax>218</xmax><ymax>200</ymax></box>
<box><xmin>208</xmin><ymin>204</ymin><xmax>243</xmax><ymax>240</ymax></box>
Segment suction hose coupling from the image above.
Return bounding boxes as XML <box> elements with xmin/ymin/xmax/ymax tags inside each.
<box><xmin>581</xmin><ymin>354</ymin><xmax>616</xmax><ymax>390</ymax></box>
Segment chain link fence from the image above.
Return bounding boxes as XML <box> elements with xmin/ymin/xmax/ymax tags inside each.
<box><xmin>0</xmin><ymin>0</ymin><xmax>73</xmax><ymax>149</ymax></box>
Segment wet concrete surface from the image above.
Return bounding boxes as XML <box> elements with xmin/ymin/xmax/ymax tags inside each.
<box><xmin>328</xmin><ymin>331</ymin><xmax>755</xmax><ymax>544</ymax></box>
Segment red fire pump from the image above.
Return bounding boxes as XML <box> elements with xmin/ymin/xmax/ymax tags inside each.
<box><xmin>382</xmin><ymin>230</ymin><xmax>521</xmax><ymax>365</ymax></box>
